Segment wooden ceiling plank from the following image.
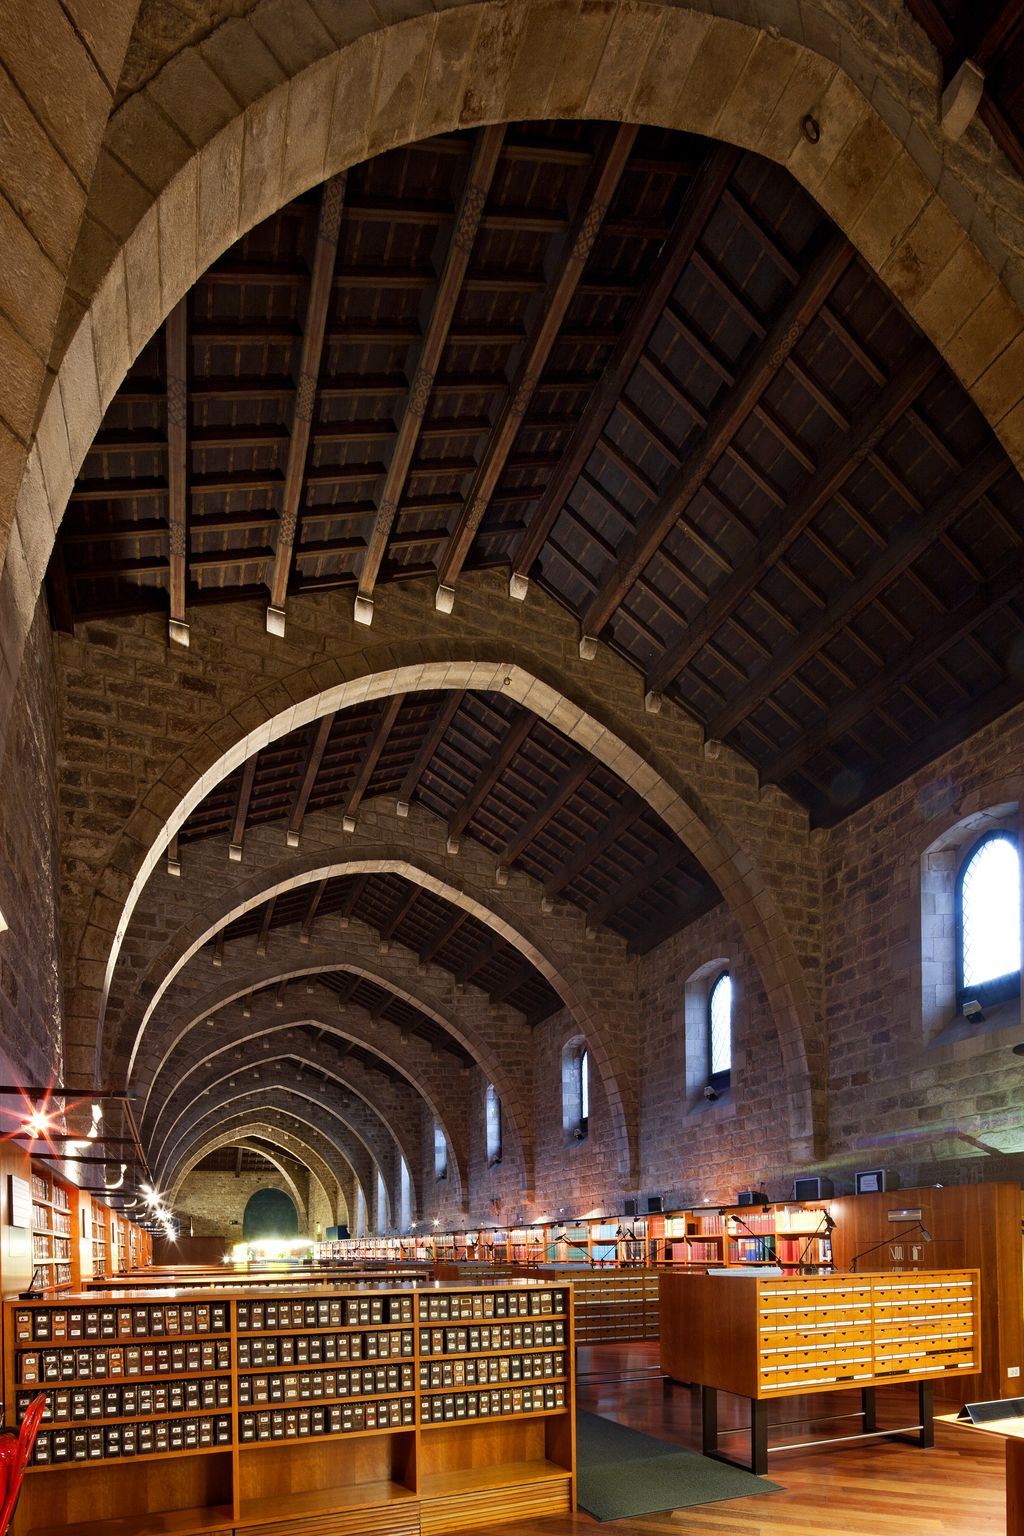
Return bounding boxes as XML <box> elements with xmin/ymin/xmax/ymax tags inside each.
<box><xmin>646</xmin><ymin>342</ymin><xmax>940</xmax><ymax>694</ymax></box>
<box><xmin>709</xmin><ymin>441</ymin><xmax>1008</xmax><ymax>741</ymax></box>
<box><xmin>165</xmin><ymin>297</ymin><xmax>189</xmax><ymax>645</ymax></box>
<box><xmin>447</xmin><ymin>713</ymin><xmax>535</xmax><ymax>840</ymax></box>
<box><xmin>419</xmin><ymin>910</ymin><xmax>469</xmax><ymax>966</ymax></box>
<box><xmin>301</xmin><ymin>877</ymin><xmax>330</xmax><ymax>943</ymax></box>
<box><xmin>267</xmin><ymin>173</ymin><xmax>347</xmax><ymax>633</ymax></box>
<box><xmin>503</xmin><ymin>754</ymin><xmax>593</xmax><ymax>865</ymax></box>
<box><xmin>255</xmin><ymin>897</ymin><xmax>277</xmax><ymax>957</ymax></box>
<box><xmin>509</xmin><ymin>144</ymin><xmax>739</xmax><ymax>583</ymax></box>
<box><xmin>228</xmin><ymin>754</ymin><xmax>259</xmax><ymax>860</ymax></box>
<box><xmin>437</xmin><ymin>123</ymin><xmax>640</xmax><ymax>597</ymax></box>
<box><xmin>396</xmin><ymin>691</ymin><xmax>465</xmax><ymax>808</ymax></box>
<box><xmin>380</xmin><ymin>886</ymin><xmax>421</xmax><ymax>942</ymax></box>
<box><xmin>345</xmin><ymin>695</ymin><xmax>404</xmax><ymax>821</ymax></box>
<box><xmin>627</xmin><ymin>886</ymin><xmax>724</xmax><ymax>955</ymax></box>
<box><xmin>488</xmin><ymin>958</ymin><xmax>537</xmax><ymax>1007</ymax></box>
<box><xmin>456</xmin><ymin>934</ymin><xmax>503</xmax><ymax>985</ymax></box>
<box><xmin>544</xmin><ymin>798</ymin><xmax>642</xmax><ymax>898</ymax></box>
<box><xmin>355</xmin><ymin>126</ymin><xmax>506</xmax><ymax>612</ymax></box>
<box><xmin>586</xmin><ymin>840</ymin><xmax>688</xmax><ymax>928</ymax></box>
<box><xmin>581</xmin><ymin>230</ymin><xmax>855</xmax><ymax>642</ymax></box>
<box><xmin>286</xmin><ymin>712</ymin><xmax>336</xmax><ymax>844</ymax></box>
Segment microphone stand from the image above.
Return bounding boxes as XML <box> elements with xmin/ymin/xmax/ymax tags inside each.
<box><xmin>728</xmin><ymin>1211</ymin><xmax>774</xmax><ymax>1264</ymax></box>
<box><xmin>793</xmin><ymin>1214</ymin><xmax>836</xmax><ymax>1273</ymax></box>
<box><xmin>849</xmin><ymin>1222</ymin><xmax>931</xmax><ymax>1272</ymax></box>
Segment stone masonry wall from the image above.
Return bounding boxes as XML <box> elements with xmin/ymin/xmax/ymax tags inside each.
<box><xmin>0</xmin><ymin>602</ymin><xmax>63</xmax><ymax>1087</ymax></box>
<box><xmin>176</xmin><ymin>1167</ymin><xmax>309</xmax><ymax>1239</ymax></box>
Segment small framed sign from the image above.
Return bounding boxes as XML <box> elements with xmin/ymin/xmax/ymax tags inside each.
<box><xmin>9</xmin><ymin>1174</ymin><xmax>31</xmax><ymax>1228</ymax></box>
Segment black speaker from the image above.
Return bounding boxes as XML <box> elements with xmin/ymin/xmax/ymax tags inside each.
<box><xmin>793</xmin><ymin>1176</ymin><xmax>834</xmax><ymax>1201</ymax></box>
<box><xmin>737</xmin><ymin>1190</ymin><xmax>769</xmax><ymax>1207</ymax></box>
<box><xmin>623</xmin><ymin>1198</ymin><xmax>638</xmax><ymax>1218</ymax></box>
<box><xmin>645</xmin><ymin>1195</ymin><xmax>663</xmax><ymax>1215</ymax></box>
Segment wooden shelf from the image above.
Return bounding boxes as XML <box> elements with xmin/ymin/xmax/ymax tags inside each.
<box><xmin>419</xmin><ymin>1460</ymin><xmax>571</xmax><ymax>1497</ymax></box>
<box><xmin>420</xmin><ymin>1405</ymin><xmax>568</xmax><ymax>1430</ymax></box>
<box><xmin>238</xmin><ymin>1423</ymin><xmax>414</xmax><ymax>1449</ymax></box>
<box><xmin>23</xmin><ymin>1504</ymin><xmax>235</xmax><ymax>1536</ymax></box>
<box><xmin>239</xmin><ymin>1480</ymin><xmax>416</xmax><ymax>1525</ymax></box>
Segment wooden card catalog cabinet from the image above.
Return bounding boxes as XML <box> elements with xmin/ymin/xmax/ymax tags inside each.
<box><xmin>757</xmin><ymin>1271</ymin><xmax>979</xmax><ymax>1395</ymax></box>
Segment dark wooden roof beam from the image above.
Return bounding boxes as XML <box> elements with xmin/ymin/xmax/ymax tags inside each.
<box><xmin>267</xmin><ymin>174</ymin><xmax>347</xmax><ymax>635</ymax></box>
<box><xmin>355</xmin><ymin>130</ymin><xmax>508</xmax><ymax>620</ymax></box>
<box><xmin>510</xmin><ymin>144</ymin><xmax>738</xmax><ymax>585</ymax></box>
<box><xmin>646</xmin><ymin>342</ymin><xmax>941</xmax><ymax>695</ymax></box>
<box><xmin>343</xmin><ymin>695</ymin><xmax>404</xmax><ymax>828</ymax></box>
<box><xmin>336</xmin><ymin>876</ymin><xmax>368</xmax><ymax>930</ymax></box>
<box><xmin>436</xmin><ymin>123</ymin><xmax>639</xmax><ymax>605</ymax></box>
<box><xmin>709</xmin><ymin>441</ymin><xmax>1008</xmax><ymax>741</ymax></box>
<box><xmin>286</xmin><ymin>712</ymin><xmax>336</xmax><ymax>846</ymax></box>
<box><xmin>228</xmin><ymin>754</ymin><xmax>258</xmax><ymax>862</ymax></box>
<box><xmin>447</xmin><ymin>714</ymin><xmax>535</xmax><ymax>844</ymax></box>
<box><xmin>255</xmin><ymin>897</ymin><xmax>277</xmax><ymax>957</ymax></box>
<box><xmin>580</xmin><ymin>230</ymin><xmax>855</xmax><ymax>646</ymax></box>
<box><xmin>164</xmin><ymin>297</ymin><xmax>189</xmax><ymax>646</ymax></box>
<box><xmin>396</xmin><ymin>691</ymin><xmax>465</xmax><ymax>813</ymax></box>
<box><xmin>544</xmin><ymin>799</ymin><xmax>642</xmax><ymax>899</ymax></box>
<box><xmin>418</xmin><ymin>910</ymin><xmax>469</xmax><ymax>966</ymax></box>
<box><xmin>300</xmin><ymin>878</ymin><xmax>330</xmax><ymax>945</ymax></box>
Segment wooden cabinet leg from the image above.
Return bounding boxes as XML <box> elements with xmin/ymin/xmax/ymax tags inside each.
<box><xmin>1007</xmin><ymin>1438</ymin><xmax>1024</xmax><ymax>1536</ymax></box>
<box><xmin>861</xmin><ymin>1387</ymin><xmax>877</xmax><ymax>1432</ymax></box>
<box><xmin>918</xmin><ymin>1380</ymin><xmax>934</xmax><ymax>1448</ymax></box>
<box><xmin>701</xmin><ymin>1385</ymin><xmax>718</xmax><ymax>1457</ymax></box>
<box><xmin>751</xmin><ymin>1399</ymin><xmax>769</xmax><ymax>1476</ymax></box>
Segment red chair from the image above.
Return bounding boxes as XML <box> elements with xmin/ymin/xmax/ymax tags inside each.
<box><xmin>0</xmin><ymin>1395</ymin><xmax>46</xmax><ymax>1536</ymax></box>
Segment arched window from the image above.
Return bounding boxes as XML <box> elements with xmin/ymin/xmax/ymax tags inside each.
<box><xmin>485</xmin><ymin>1084</ymin><xmax>502</xmax><ymax>1165</ymax></box>
<box><xmin>707</xmin><ymin>970</ymin><xmax>732</xmax><ymax>1085</ymax></box>
<box><xmin>579</xmin><ymin>1049</ymin><xmax>589</xmax><ymax>1128</ymax></box>
<box><xmin>957</xmin><ymin>832</ymin><xmax>1021</xmax><ymax>1008</ymax></box>
<box><xmin>433</xmin><ymin>1121</ymin><xmax>448</xmax><ymax>1181</ymax></box>
<box><xmin>561</xmin><ymin>1039</ymin><xmax>589</xmax><ymax>1141</ymax></box>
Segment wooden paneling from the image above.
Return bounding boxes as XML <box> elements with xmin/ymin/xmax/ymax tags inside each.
<box><xmin>829</xmin><ymin>1182</ymin><xmax>1024</xmax><ymax>1404</ymax></box>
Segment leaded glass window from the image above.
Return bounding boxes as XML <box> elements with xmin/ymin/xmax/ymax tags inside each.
<box><xmin>958</xmin><ymin>832</ymin><xmax>1021</xmax><ymax>1007</ymax></box>
<box><xmin>708</xmin><ymin>971</ymin><xmax>732</xmax><ymax>1083</ymax></box>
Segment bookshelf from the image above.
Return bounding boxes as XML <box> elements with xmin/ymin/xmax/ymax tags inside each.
<box><xmin>30</xmin><ymin>1169</ymin><xmax>77</xmax><ymax>1292</ymax></box>
<box><xmin>5</xmin><ymin>1280</ymin><xmax>575</xmax><ymax>1536</ymax></box>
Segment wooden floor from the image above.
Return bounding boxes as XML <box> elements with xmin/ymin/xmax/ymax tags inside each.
<box><xmin>464</xmin><ymin>1343</ymin><xmax>1007</xmax><ymax>1534</ymax></box>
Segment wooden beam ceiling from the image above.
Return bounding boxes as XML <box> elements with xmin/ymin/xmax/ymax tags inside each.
<box><xmin>510</xmin><ymin>142</ymin><xmax>739</xmax><ymax>587</ymax></box>
<box><xmin>267</xmin><ymin>174</ymin><xmax>347</xmax><ymax>634</ymax></box>
<box><xmin>579</xmin><ymin>229</ymin><xmax>855</xmax><ymax>643</ymax></box>
<box><xmin>646</xmin><ymin>343</ymin><xmax>943</xmax><ymax>695</ymax></box>
<box><xmin>355</xmin><ymin>125</ymin><xmax>506</xmax><ymax>617</ymax></box>
<box><xmin>165</xmin><ymin>298</ymin><xmax>189</xmax><ymax>645</ymax></box>
<box><xmin>436</xmin><ymin>123</ymin><xmax>639</xmax><ymax>601</ymax></box>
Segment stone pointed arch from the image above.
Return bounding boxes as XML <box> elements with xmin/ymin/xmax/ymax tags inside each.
<box><xmin>161</xmin><ymin>1095</ymin><xmax>383</xmax><ymax>1215</ymax></box>
<box><xmin>5</xmin><ymin>0</ymin><xmax>1023</xmax><ymax>774</ymax></box>
<box><xmin>173</xmin><ymin>1138</ymin><xmax>312</xmax><ymax>1236</ymax></box>
<box><xmin>135</xmin><ymin>944</ymin><xmax>532</xmax><ymax>1189</ymax></box>
<box><xmin>150</xmin><ymin>1042</ymin><xmax>427</xmax><ymax>1214</ymax></box>
<box><xmin>90</xmin><ymin>644</ymin><xmax>819</xmax><ymax>1157</ymax></box>
<box><xmin>159</xmin><ymin>1079</ymin><xmax>409</xmax><ymax>1213</ymax></box>
<box><xmin>167</xmin><ymin>1117</ymin><xmax>355</xmax><ymax>1227</ymax></box>
<box><xmin>145</xmin><ymin>1012</ymin><xmax>476</xmax><ymax>1204</ymax></box>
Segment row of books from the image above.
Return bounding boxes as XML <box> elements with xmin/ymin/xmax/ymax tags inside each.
<box><xmin>15</xmin><ymin>1302</ymin><xmax>229</xmax><ymax>1342</ymax></box>
<box><xmin>239</xmin><ymin>1400</ymin><xmax>415</xmax><ymax>1440</ymax></box>
<box><xmin>238</xmin><ymin>1365</ymin><xmax>415</xmax><ymax>1404</ymax></box>
<box><xmin>18</xmin><ymin>1340</ymin><xmax>231</xmax><ymax>1383</ymax></box>
<box><xmin>31</xmin><ymin>1416</ymin><xmax>231</xmax><ymax>1464</ymax></box>
<box><xmin>419</xmin><ymin>1319</ymin><xmax>566</xmax><ymax>1354</ymax></box>
<box><xmin>420</xmin><ymin>1384</ymin><xmax>566</xmax><ymax>1422</ymax></box>
<box><xmin>237</xmin><ymin>1296</ymin><xmax>412</xmax><ymax>1330</ymax></box>
<box><xmin>237</xmin><ymin>1331</ymin><xmax>414</xmax><ymax>1368</ymax></box>
<box><xmin>17</xmin><ymin>1377</ymin><xmax>231</xmax><ymax>1422</ymax></box>
<box><xmin>420</xmin><ymin>1351</ymin><xmax>566</xmax><ymax>1389</ymax></box>
<box><xmin>420</xmin><ymin>1289</ymin><xmax>566</xmax><ymax>1322</ymax></box>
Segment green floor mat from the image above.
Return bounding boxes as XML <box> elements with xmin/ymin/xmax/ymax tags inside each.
<box><xmin>576</xmin><ymin>1409</ymin><xmax>782</xmax><ymax>1522</ymax></box>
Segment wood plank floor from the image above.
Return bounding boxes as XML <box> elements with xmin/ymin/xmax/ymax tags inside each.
<box><xmin>461</xmin><ymin>1343</ymin><xmax>1007</xmax><ymax>1534</ymax></box>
